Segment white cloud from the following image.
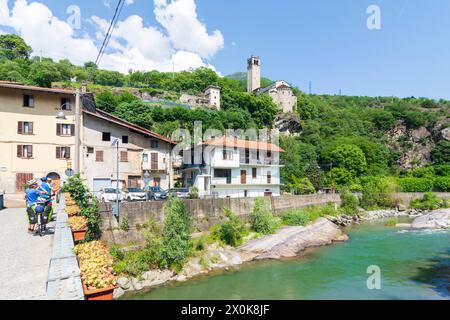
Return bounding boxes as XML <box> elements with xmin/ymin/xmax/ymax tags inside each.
<box><xmin>0</xmin><ymin>0</ymin><xmax>224</xmax><ymax>73</ymax></box>
<box><xmin>125</xmin><ymin>0</ymin><xmax>134</xmax><ymax>5</ymax></box>
<box><xmin>154</xmin><ymin>0</ymin><xmax>224</xmax><ymax>59</ymax></box>
<box><xmin>103</xmin><ymin>0</ymin><xmax>111</xmax><ymax>8</ymax></box>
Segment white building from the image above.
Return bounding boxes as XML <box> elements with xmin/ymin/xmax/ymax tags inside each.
<box><xmin>82</xmin><ymin>103</ymin><xmax>175</xmax><ymax>195</ymax></box>
<box><xmin>179</xmin><ymin>85</ymin><xmax>221</xmax><ymax>110</ymax></box>
<box><xmin>182</xmin><ymin>137</ymin><xmax>284</xmax><ymax>198</ymax></box>
<box><xmin>247</xmin><ymin>56</ymin><xmax>297</xmax><ymax>113</ymax></box>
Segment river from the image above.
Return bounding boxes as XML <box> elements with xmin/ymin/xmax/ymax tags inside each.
<box><xmin>124</xmin><ymin>221</ymin><xmax>449</xmax><ymax>300</ymax></box>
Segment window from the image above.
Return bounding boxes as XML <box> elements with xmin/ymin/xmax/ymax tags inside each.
<box><xmin>252</xmin><ymin>168</ymin><xmax>257</xmax><ymax>179</ymax></box>
<box><xmin>56</xmin><ymin>147</ymin><xmax>71</xmax><ymax>159</ymax></box>
<box><xmin>122</xmin><ymin>135</ymin><xmax>129</xmax><ymax>144</ymax></box>
<box><xmin>214</xmin><ymin>169</ymin><xmax>231</xmax><ymax>184</ymax></box>
<box><xmin>56</xmin><ymin>123</ymin><xmax>74</xmax><ymax>136</ymax></box>
<box><xmin>120</xmin><ymin>151</ymin><xmax>128</xmax><ymax>162</ymax></box>
<box><xmin>150</xmin><ymin>140</ymin><xmax>159</xmax><ymax>149</ymax></box>
<box><xmin>267</xmin><ymin>171</ymin><xmax>272</xmax><ymax>184</ymax></box>
<box><xmin>23</xmin><ymin>95</ymin><xmax>34</xmax><ymax>107</ymax></box>
<box><xmin>87</xmin><ymin>147</ymin><xmax>94</xmax><ymax>154</ymax></box>
<box><xmin>142</xmin><ymin>153</ymin><xmax>148</xmax><ymax>163</ymax></box>
<box><xmin>222</xmin><ymin>149</ymin><xmax>233</xmax><ymax>160</ymax></box>
<box><xmin>61</xmin><ymin>98</ymin><xmax>71</xmax><ymax>110</ymax></box>
<box><xmin>102</xmin><ymin>132</ymin><xmax>111</xmax><ymax>141</ymax></box>
<box><xmin>17</xmin><ymin>145</ymin><xmax>33</xmax><ymax>158</ymax></box>
<box><xmin>18</xmin><ymin>121</ymin><xmax>33</xmax><ymax>135</ymax></box>
<box><xmin>244</xmin><ymin>190</ymin><xmax>248</xmax><ymax>198</ymax></box>
<box><xmin>95</xmin><ymin>150</ymin><xmax>104</xmax><ymax>162</ymax></box>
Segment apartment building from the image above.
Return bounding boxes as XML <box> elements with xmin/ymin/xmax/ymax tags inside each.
<box><xmin>82</xmin><ymin>107</ymin><xmax>176</xmax><ymax>195</ymax></box>
<box><xmin>0</xmin><ymin>82</ymin><xmax>78</xmax><ymax>193</ymax></box>
<box><xmin>182</xmin><ymin>137</ymin><xmax>284</xmax><ymax>198</ymax></box>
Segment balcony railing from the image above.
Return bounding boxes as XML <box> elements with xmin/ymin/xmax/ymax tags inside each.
<box><xmin>142</xmin><ymin>162</ymin><xmax>167</xmax><ymax>171</ymax></box>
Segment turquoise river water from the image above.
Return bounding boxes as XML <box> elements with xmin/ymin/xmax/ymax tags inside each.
<box><xmin>125</xmin><ymin>221</ymin><xmax>449</xmax><ymax>300</ymax></box>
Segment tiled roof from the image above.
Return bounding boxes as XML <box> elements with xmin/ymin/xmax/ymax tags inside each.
<box><xmin>0</xmin><ymin>81</ymin><xmax>75</xmax><ymax>95</ymax></box>
<box><xmin>203</xmin><ymin>136</ymin><xmax>284</xmax><ymax>152</ymax></box>
<box><xmin>83</xmin><ymin>109</ymin><xmax>176</xmax><ymax>145</ymax></box>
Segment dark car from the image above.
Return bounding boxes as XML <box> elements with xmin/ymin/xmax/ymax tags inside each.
<box><xmin>168</xmin><ymin>188</ymin><xmax>190</xmax><ymax>199</ymax></box>
<box><xmin>144</xmin><ymin>186</ymin><xmax>168</xmax><ymax>201</ymax></box>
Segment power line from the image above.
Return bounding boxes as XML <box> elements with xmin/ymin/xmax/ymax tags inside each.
<box><xmin>95</xmin><ymin>0</ymin><xmax>125</xmax><ymax>66</ymax></box>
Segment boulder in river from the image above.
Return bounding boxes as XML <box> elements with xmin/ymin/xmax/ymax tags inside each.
<box><xmin>411</xmin><ymin>208</ymin><xmax>450</xmax><ymax>229</ymax></box>
<box><xmin>238</xmin><ymin>218</ymin><xmax>348</xmax><ymax>261</ymax></box>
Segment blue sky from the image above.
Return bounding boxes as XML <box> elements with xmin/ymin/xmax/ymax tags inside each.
<box><xmin>1</xmin><ymin>0</ymin><xmax>450</xmax><ymax>99</ymax></box>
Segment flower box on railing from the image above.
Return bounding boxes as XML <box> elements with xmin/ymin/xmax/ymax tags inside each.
<box><xmin>82</xmin><ymin>281</ymin><xmax>115</xmax><ymax>300</ymax></box>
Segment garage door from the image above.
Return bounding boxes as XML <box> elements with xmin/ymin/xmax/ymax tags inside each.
<box><xmin>93</xmin><ymin>178</ymin><xmax>111</xmax><ymax>197</ymax></box>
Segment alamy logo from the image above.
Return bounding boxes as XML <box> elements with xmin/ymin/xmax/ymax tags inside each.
<box><xmin>367</xmin><ymin>5</ymin><xmax>381</xmax><ymax>30</ymax></box>
<box><xmin>366</xmin><ymin>265</ymin><xmax>381</xmax><ymax>290</ymax></box>
<box><xmin>67</xmin><ymin>5</ymin><xmax>81</xmax><ymax>30</ymax></box>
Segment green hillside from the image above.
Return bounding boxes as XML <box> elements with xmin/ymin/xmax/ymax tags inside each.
<box><xmin>1</xmin><ymin>34</ymin><xmax>449</xmax><ymax>196</ymax></box>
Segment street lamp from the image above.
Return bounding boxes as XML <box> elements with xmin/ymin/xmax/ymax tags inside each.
<box><xmin>55</xmin><ymin>89</ymin><xmax>81</xmax><ymax>174</ymax></box>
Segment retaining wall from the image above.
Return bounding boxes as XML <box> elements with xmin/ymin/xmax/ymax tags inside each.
<box><xmin>99</xmin><ymin>194</ymin><xmax>341</xmax><ymax>245</ymax></box>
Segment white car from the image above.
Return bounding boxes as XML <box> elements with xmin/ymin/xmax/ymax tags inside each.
<box><xmin>99</xmin><ymin>188</ymin><xmax>124</xmax><ymax>203</ymax></box>
<box><xmin>124</xmin><ymin>188</ymin><xmax>148</xmax><ymax>202</ymax></box>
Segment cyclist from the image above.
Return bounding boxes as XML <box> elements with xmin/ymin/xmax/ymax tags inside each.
<box><xmin>39</xmin><ymin>177</ymin><xmax>54</xmax><ymax>224</ymax></box>
<box><xmin>25</xmin><ymin>180</ymin><xmax>48</xmax><ymax>234</ymax></box>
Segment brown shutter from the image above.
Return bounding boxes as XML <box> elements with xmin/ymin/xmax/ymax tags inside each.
<box><xmin>18</xmin><ymin>122</ymin><xmax>23</xmax><ymax>134</ymax></box>
<box><xmin>56</xmin><ymin>124</ymin><xmax>61</xmax><ymax>136</ymax></box>
<box><xmin>17</xmin><ymin>145</ymin><xmax>23</xmax><ymax>158</ymax></box>
<box><xmin>56</xmin><ymin>147</ymin><xmax>61</xmax><ymax>159</ymax></box>
<box><xmin>120</xmin><ymin>151</ymin><xmax>128</xmax><ymax>162</ymax></box>
<box><xmin>151</xmin><ymin>153</ymin><xmax>158</xmax><ymax>170</ymax></box>
<box><xmin>71</xmin><ymin>124</ymin><xmax>75</xmax><ymax>136</ymax></box>
<box><xmin>96</xmin><ymin>150</ymin><xmax>103</xmax><ymax>162</ymax></box>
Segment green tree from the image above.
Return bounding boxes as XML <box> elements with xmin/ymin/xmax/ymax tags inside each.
<box><xmin>0</xmin><ymin>34</ymin><xmax>32</xmax><ymax>60</ymax></box>
<box><xmin>326</xmin><ymin>144</ymin><xmax>367</xmax><ymax>176</ymax></box>
<box><xmin>28</xmin><ymin>60</ymin><xmax>62</xmax><ymax>87</ymax></box>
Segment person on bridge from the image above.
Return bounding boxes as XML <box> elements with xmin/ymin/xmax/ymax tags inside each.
<box><xmin>25</xmin><ymin>180</ymin><xmax>48</xmax><ymax>234</ymax></box>
<box><xmin>39</xmin><ymin>177</ymin><xmax>54</xmax><ymax>224</ymax></box>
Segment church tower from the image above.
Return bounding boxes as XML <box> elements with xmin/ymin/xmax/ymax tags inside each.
<box><xmin>247</xmin><ymin>55</ymin><xmax>261</xmax><ymax>92</ymax></box>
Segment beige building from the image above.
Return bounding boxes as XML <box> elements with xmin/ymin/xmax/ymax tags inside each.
<box><xmin>0</xmin><ymin>81</ymin><xmax>175</xmax><ymax>195</ymax></box>
<box><xmin>0</xmin><ymin>82</ymin><xmax>78</xmax><ymax>193</ymax></box>
<box><xmin>247</xmin><ymin>56</ymin><xmax>297</xmax><ymax>113</ymax></box>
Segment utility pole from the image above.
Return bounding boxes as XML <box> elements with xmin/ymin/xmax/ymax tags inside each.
<box><xmin>74</xmin><ymin>88</ymin><xmax>81</xmax><ymax>174</ymax></box>
<box><xmin>112</xmin><ymin>138</ymin><xmax>120</xmax><ymax>220</ymax></box>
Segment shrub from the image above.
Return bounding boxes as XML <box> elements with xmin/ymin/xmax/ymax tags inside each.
<box><xmin>397</xmin><ymin>177</ymin><xmax>433</xmax><ymax>192</ymax></box>
<box><xmin>120</xmin><ymin>217</ymin><xmax>130</xmax><ymax>232</ymax></box>
<box><xmin>360</xmin><ymin>176</ymin><xmax>398</xmax><ymax>209</ymax></box>
<box><xmin>249</xmin><ymin>198</ymin><xmax>277</xmax><ymax>235</ymax></box>
<box><xmin>287</xmin><ymin>176</ymin><xmax>316</xmax><ymax>195</ymax></box>
<box><xmin>281</xmin><ymin>210</ymin><xmax>310</xmax><ymax>226</ymax></box>
<box><xmin>410</xmin><ymin>192</ymin><xmax>446</xmax><ymax>210</ymax></box>
<box><xmin>109</xmin><ymin>245</ymin><xmax>124</xmax><ymax>261</ymax></box>
<box><xmin>340</xmin><ymin>191</ymin><xmax>359</xmax><ymax>215</ymax></box>
<box><xmin>385</xmin><ymin>217</ymin><xmax>398</xmax><ymax>227</ymax></box>
<box><xmin>434</xmin><ymin>177</ymin><xmax>450</xmax><ymax>192</ymax></box>
<box><xmin>214</xmin><ymin>208</ymin><xmax>247</xmax><ymax>247</ymax></box>
<box><xmin>189</xmin><ymin>187</ymin><xmax>199</xmax><ymax>199</ymax></box>
<box><xmin>162</xmin><ymin>197</ymin><xmax>192</xmax><ymax>270</ymax></box>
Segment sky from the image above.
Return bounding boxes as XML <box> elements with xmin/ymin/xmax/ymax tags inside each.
<box><xmin>0</xmin><ymin>0</ymin><xmax>450</xmax><ymax>99</ymax></box>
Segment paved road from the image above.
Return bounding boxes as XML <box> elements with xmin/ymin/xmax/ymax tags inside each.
<box><xmin>0</xmin><ymin>207</ymin><xmax>54</xmax><ymax>299</ymax></box>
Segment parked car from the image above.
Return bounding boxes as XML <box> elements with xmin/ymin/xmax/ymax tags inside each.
<box><xmin>124</xmin><ymin>188</ymin><xmax>148</xmax><ymax>202</ymax></box>
<box><xmin>168</xmin><ymin>188</ymin><xmax>190</xmax><ymax>199</ymax></box>
<box><xmin>98</xmin><ymin>188</ymin><xmax>124</xmax><ymax>203</ymax></box>
<box><xmin>144</xmin><ymin>186</ymin><xmax>168</xmax><ymax>201</ymax></box>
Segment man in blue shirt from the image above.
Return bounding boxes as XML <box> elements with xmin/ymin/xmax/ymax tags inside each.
<box><xmin>25</xmin><ymin>180</ymin><xmax>48</xmax><ymax>234</ymax></box>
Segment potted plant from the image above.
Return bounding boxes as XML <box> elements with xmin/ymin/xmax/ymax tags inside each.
<box><xmin>69</xmin><ymin>216</ymin><xmax>88</xmax><ymax>242</ymax></box>
<box><xmin>74</xmin><ymin>241</ymin><xmax>116</xmax><ymax>300</ymax></box>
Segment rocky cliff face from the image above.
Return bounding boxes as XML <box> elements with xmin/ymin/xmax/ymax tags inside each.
<box><xmin>386</xmin><ymin>120</ymin><xmax>449</xmax><ymax>170</ymax></box>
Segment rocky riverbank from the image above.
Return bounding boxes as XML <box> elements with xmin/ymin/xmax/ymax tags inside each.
<box><xmin>114</xmin><ymin>217</ymin><xmax>348</xmax><ymax>299</ymax></box>
<box><xmin>411</xmin><ymin>208</ymin><xmax>450</xmax><ymax>229</ymax></box>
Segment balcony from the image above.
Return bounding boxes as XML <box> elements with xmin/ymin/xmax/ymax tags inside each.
<box><xmin>239</xmin><ymin>157</ymin><xmax>284</xmax><ymax>166</ymax></box>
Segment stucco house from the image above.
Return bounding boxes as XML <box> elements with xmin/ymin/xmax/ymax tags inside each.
<box><xmin>0</xmin><ymin>81</ymin><xmax>78</xmax><ymax>193</ymax></box>
<box><xmin>81</xmin><ymin>96</ymin><xmax>176</xmax><ymax>195</ymax></box>
<box><xmin>181</xmin><ymin>137</ymin><xmax>284</xmax><ymax>198</ymax></box>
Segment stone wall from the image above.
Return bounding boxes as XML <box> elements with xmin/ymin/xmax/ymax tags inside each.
<box><xmin>392</xmin><ymin>192</ymin><xmax>450</xmax><ymax>206</ymax></box>
<box><xmin>99</xmin><ymin>194</ymin><xmax>341</xmax><ymax>245</ymax></box>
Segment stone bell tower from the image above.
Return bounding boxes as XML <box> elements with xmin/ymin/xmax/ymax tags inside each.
<box><xmin>247</xmin><ymin>55</ymin><xmax>261</xmax><ymax>93</ymax></box>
